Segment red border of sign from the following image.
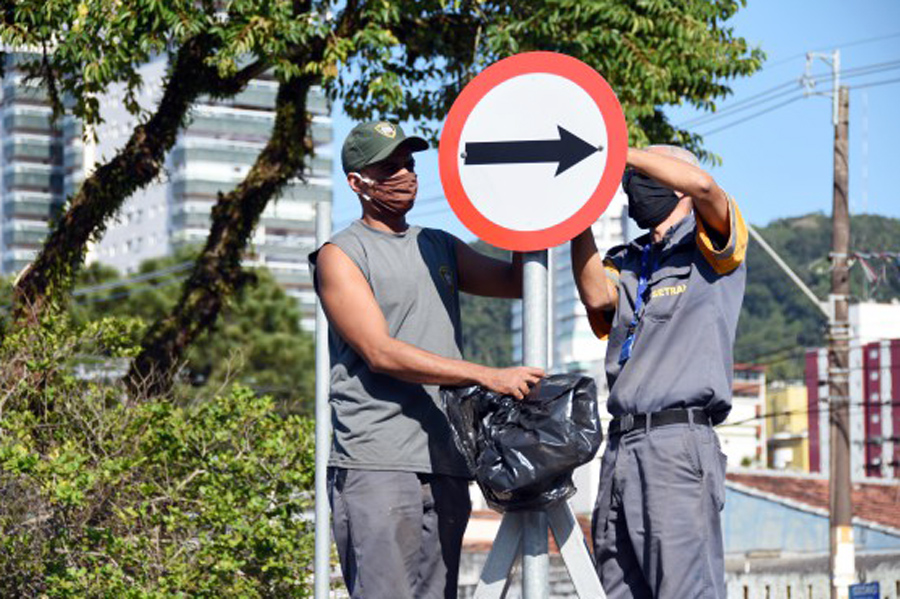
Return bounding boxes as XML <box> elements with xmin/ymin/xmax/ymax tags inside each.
<box><xmin>439</xmin><ymin>52</ymin><xmax>628</xmax><ymax>252</ymax></box>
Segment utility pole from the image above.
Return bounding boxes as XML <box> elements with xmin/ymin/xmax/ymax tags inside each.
<box><xmin>804</xmin><ymin>49</ymin><xmax>854</xmax><ymax>599</ymax></box>
<box><xmin>828</xmin><ymin>84</ymin><xmax>853</xmax><ymax>599</ymax></box>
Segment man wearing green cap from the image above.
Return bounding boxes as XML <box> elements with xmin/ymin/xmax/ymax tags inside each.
<box><xmin>310</xmin><ymin>120</ymin><xmax>544</xmax><ymax>599</ymax></box>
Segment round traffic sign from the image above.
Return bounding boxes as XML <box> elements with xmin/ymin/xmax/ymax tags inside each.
<box><xmin>439</xmin><ymin>52</ymin><xmax>627</xmax><ymax>251</ymax></box>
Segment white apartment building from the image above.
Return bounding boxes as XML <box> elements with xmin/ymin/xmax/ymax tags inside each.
<box><xmin>65</xmin><ymin>56</ymin><xmax>332</xmax><ymax>332</ymax></box>
<box><xmin>0</xmin><ymin>54</ymin><xmax>67</xmax><ymax>276</ymax></box>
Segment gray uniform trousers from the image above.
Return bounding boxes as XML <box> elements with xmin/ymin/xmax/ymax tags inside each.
<box><xmin>592</xmin><ymin>419</ymin><xmax>728</xmax><ymax>599</ymax></box>
<box><xmin>328</xmin><ymin>467</ymin><xmax>472</xmax><ymax>599</ymax></box>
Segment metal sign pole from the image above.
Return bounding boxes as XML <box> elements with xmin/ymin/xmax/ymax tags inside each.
<box><xmin>314</xmin><ymin>199</ymin><xmax>332</xmax><ymax>599</ymax></box>
<box><xmin>522</xmin><ymin>251</ymin><xmax>550</xmax><ymax>598</ymax></box>
<box><xmin>474</xmin><ymin>251</ymin><xmax>605</xmax><ymax>599</ymax></box>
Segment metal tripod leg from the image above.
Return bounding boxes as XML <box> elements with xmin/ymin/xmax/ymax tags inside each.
<box><xmin>547</xmin><ymin>502</ymin><xmax>606</xmax><ymax>598</ymax></box>
<box><xmin>472</xmin><ymin>503</ymin><xmax>605</xmax><ymax>598</ymax></box>
<box><xmin>474</xmin><ymin>512</ymin><xmax>523</xmax><ymax>598</ymax></box>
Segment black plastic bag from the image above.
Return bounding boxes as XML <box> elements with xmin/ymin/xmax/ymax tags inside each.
<box><xmin>441</xmin><ymin>373</ymin><xmax>602</xmax><ymax>512</ymax></box>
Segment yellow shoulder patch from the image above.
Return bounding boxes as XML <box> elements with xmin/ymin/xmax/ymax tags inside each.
<box><xmin>696</xmin><ymin>196</ymin><xmax>748</xmax><ymax>275</ymax></box>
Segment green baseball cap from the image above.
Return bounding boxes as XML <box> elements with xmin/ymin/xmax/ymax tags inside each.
<box><xmin>341</xmin><ymin>120</ymin><xmax>429</xmax><ymax>174</ymax></box>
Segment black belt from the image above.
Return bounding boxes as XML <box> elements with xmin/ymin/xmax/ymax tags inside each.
<box><xmin>608</xmin><ymin>408</ymin><xmax>711</xmax><ymax>437</ymax></box>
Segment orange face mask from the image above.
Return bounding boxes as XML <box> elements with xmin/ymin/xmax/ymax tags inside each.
<box><xmin>358</xmin><ymin>170</ymin><xmax>418</xmax><ymax>216</ymax></box>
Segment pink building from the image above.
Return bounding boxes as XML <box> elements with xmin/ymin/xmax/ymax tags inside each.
<box><xmin>806</xmin><ymin>339</ymin><xmax>900</xmax><ymax>479</ymax></box>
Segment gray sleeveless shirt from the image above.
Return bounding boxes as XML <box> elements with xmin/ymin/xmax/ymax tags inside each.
<box><xmin>309</xmin><ymin>220</ymin><xmax>471</xmax><ymax>477</ymax></box>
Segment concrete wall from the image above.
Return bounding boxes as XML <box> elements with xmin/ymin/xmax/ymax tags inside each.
<box><xmin>724</xmin><ymin>487</ymin><xmax>900</xmax><ymax>554</ymax></box>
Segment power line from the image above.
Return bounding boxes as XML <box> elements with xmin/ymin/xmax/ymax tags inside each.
<box><xmin>849</xmin><ymin>75</ymin><xmax>900</xmax><ymax>91</ymax></box>
<box><xmin>0</xmin><ymin>272</ymin><xmax>190</xmax><ymax>313</ymax></box>
<box><xmin>720</xmin><ymin>399</ymin><xmax>900</xmax><ymax>429</ymax></box>
<box><xmin>738</xmin><ymin>342</ymin><xmax>811</xmax><ymax>366</ymax></box>
<box><xmin>72</xmin><ymin>261</ymin><xmax>194</xmax><ymax>296</ymax></box>
<box><xmin>697</xmin><ymin>70</ymin><xmax>900</xmax><ymax>137</ymax></box>
<box><xmin>699</xmin><ymin>95</ymin><xmax>806</xmax><ymax>137</ymax></box>
<box><xmin>760</xmin><ymin>30</ymin><xmax>900</xmax><ymax>71</ymax></box>
<box><xmin>74</xmin><ymin>275</ymin><xmax>188</xmax><ymax>304</ymax></box>
<box><xmin>680</xmin><ymin>58</ymin><xmax>900</xmax><ymax>133</ymax></box>
<box><xmin>679</xmin><ymin>84</ymin><xmax>799</xmax><ymax>129</ymax></box>
<box><xmin>679</xmin><ymin>59</ymin><xmax>900</xmax><ymax>129</ymax></box>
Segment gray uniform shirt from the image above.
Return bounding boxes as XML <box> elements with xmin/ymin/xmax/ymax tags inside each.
<box><xmin>309</xmin><ymin>220</ymin><xmax>471</xmax><ymax>477</ymax></box>
<box><xmin>599</xmin><ymin>197</ymin><xmax>749</xmax><ymax>424</ymax></box>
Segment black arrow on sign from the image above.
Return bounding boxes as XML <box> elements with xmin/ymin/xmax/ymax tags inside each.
<box><xmin>463</xmin><ymin>125</ymin><xmax>602</xmax><ymax>176</ymax></box>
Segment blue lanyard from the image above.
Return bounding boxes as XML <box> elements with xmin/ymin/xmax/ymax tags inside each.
<box><xmin>618</xmin><ymin>243</ymin><xmax>656</xmax><ymax>365</ymax></box>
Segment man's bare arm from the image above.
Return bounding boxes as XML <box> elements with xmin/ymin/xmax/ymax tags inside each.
<box><xmin>571</xmin><ymin>228</ymin><xmax>618</xmax><ymax>337</ymax></box>
<box><xmin>627</xmin><ymin>148</ymin><xmax>730</xmax><ymax>237</ymax></box>
<box><xmin>455</xmin><ymin>238</ymin><xmax>523</xmax><ymax>298</ymax></box>
<box><xmin>316</xmin><ymin>244</ymin><xmax>543</xmax><ymax>399</ymax></box>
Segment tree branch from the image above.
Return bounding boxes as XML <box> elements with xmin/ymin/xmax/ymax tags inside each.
<box><xmin>9</xmin><ymin>34</ymin><xmax>266</xmax><ymax>330</ymax></box>
<box><xmin>128</xmin><ymin>72</ymin><xmax>315</xmax><ymax>397</ymax></box>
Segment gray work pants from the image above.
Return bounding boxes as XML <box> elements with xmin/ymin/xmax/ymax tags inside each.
<box><xmin>592</xmin><ymin>420</ymin><xmax>728</xmax><ymax>599</ymax></box>
<box><xmin>328</xmin><ymin>467</ymin><xmax>472</xmax><ymax>599</ymax></box>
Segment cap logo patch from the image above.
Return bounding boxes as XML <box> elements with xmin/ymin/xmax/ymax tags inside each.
<box><xmin>374</xmin><ymin>122</ymin><xmax>397</xmax><ymax>139</ymax></box>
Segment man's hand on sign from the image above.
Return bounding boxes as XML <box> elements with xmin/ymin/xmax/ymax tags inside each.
<box><xmin>479</xmin><ymin>366</ymin><xmax>545</xmax><ymax>400</ymax></box>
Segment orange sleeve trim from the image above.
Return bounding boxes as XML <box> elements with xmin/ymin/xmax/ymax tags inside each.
<box><xmin>590</xmin><ymin>258</ymin><xmax>619</xmax><ymax>339</ymax></box>
<box><xmin>588</xmin><ymin>310</ymin><xmax>613</xmax><ymax>341</ymax></box>
<box><xmin>696</xmin><ymin>195</ymin><xmax>748</xmax><ymax>275</ymax></box>
<box><xmin>602</xmin><ymin>258</ymin><xmax>620</xmax><ymax>284</ymax></box>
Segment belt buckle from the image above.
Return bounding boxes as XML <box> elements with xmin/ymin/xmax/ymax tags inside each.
<box><xmin>620</xmin><ymin>414</ymin><xmax>635</xmax><ymax>433</ymax></box>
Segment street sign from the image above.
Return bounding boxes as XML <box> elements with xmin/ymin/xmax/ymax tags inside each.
<box><xmin>439</xmin><ymin>51</ymin><xmax>627</xmax><ymax>251</ymax></box>
<box><xmin>849</xmin><ymin>582</ymin><xmax>880</xmax><ymax>598</ymax></box>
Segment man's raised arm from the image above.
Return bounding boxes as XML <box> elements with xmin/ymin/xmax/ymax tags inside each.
<box><xmin>571</xmin><ymin>227</ymin><xmax>619</xmax><ymax>339</ymax></box>
<box><xmin>626</xmin><ymin>147</ymin><xmax>730</xmax><ymax>237</ymax></box>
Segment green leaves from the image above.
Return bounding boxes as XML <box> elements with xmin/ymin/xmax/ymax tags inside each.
<box><xmin>0</xmin><ymin>323</ymin><xmax>317</xmax><ymax>595</ymax></box>
<box><xmin>0</xmin><ymin>0</ymin><xmax>323</xmax><ymax>128</ymax></box>
<box><xmin>325</xmin><ymin>0</ymin><xmax>763</xmax><ymax>160</ymax></box>
<box><xmin>68</xmin><ymin>252</ymin><xmax>315</xmax><ymax>411</ymax></box>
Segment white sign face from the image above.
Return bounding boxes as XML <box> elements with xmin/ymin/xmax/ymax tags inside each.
<box><xmin>439</xmin><ymin>52</ymin><xmax>627</xmax><ymax>251</ymax></box>
<box><xmin>458</xmin><ymin>73</ymin><xmax>608</xmax><ymax>232</ymax></box>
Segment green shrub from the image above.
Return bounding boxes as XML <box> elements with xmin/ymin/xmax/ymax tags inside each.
<box><xmin>0</xmin><ymin>314</ymin><xmax>316</xmax><ymax>597</ymax></box>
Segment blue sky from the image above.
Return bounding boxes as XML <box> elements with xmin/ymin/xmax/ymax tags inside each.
<box><xmin>330</xmin><ymin>1</ymin><xmax>900</xmax><ymax>240</ymax></box>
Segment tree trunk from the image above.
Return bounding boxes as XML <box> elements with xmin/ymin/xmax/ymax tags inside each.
<box><xmin>127</xmin><ymin>75</ymin><xmax>314</xmax><ymax>398</ymax></box>
<box><xmin>9</xmin><ymin>34</ymin><xmax>264</xmax><ymax>329</ymax></box>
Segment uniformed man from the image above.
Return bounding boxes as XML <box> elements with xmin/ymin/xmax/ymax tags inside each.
<box><xmin>310</xmin><ymin>120</ymin><xmax>544</xmax><ymax>599</ymax></box>
<box><xmin>570</xmin><ymin>145</ymin><xmax>748</xmax><ymax>598</ymax></box>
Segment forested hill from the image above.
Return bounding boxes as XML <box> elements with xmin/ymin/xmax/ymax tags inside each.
<box><xmin>736</xmin><ymin>212</ymin><xmax>900</xmax><ymax>380</ymax></box>
<box><xmin>459</xmin><ymin>213</ymin><xmax>900</xmax><ymax>381</ymax></box>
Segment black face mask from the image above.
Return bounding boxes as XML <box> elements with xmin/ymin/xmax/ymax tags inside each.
<box><xmin>622</xmin><ymin>169</ymin><xmax>680</xmax><ymax>230</ymax></box>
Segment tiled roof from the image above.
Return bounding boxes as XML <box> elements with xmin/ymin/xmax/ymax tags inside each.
<box><xmin>732</xmin><ymin>381</ymin><xmax>763</xmax><ymax>396</ymax></box>
<box><xmin>727</xmin><ymin>470</ymin><xmax>900</xmax><ymax>532</ymax></box>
